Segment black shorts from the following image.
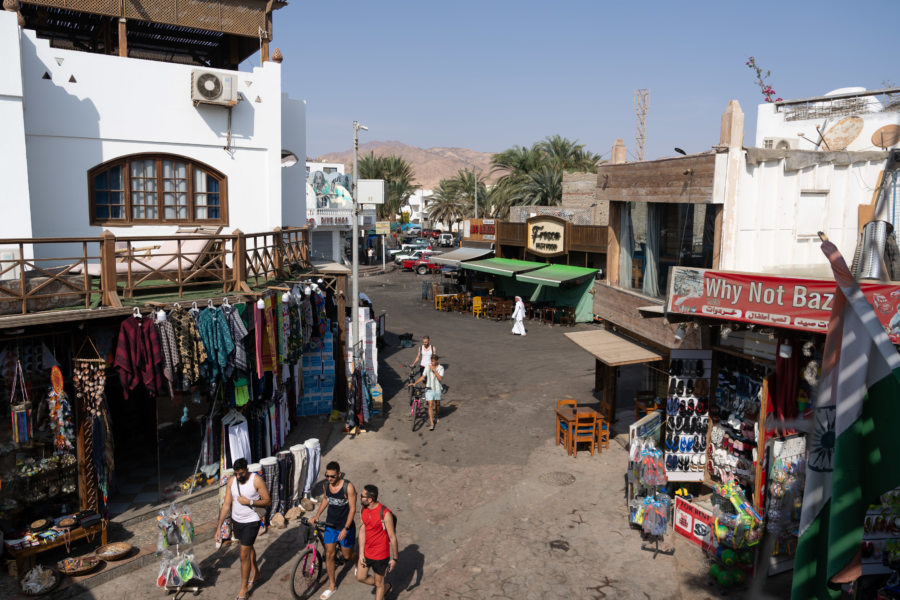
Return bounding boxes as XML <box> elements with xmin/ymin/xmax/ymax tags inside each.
<box><xmin>365</xmin><ymin>556</ymin><xmax>390</xmax><ymax>576</ymax></box>
<box><xmin>232</xmin><ymin>520</ymin><xmax>260</xmax><ymax>547</ymax></box>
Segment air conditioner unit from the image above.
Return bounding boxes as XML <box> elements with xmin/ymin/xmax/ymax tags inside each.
<box><xmin>763</xmin><ymin>137</ymin><xmax>799</xmax><ymax>150</ymax></box>
<box><xmin>191</xmin><ymin>70</ymin><xmax>238</xmax><ymax>107</ymax></box>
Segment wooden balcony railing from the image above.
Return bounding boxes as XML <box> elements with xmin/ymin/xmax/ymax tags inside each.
<box><xmin>0</xmin><ymin>226</ymin><xmax>312</xmax><ymax>317</ymax></box>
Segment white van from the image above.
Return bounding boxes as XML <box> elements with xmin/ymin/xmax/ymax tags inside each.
<box><xmin>439</xmin><ymin>233</ymin><xmax>455</xmax><ymax>247</ymax></box>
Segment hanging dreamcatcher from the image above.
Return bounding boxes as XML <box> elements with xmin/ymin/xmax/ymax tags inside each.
<box><xmin>46</xmin><ymin>365</ymin><xmax>74</xmax><ymax>452</ymax></box>
<box><xmin>73</xmin><ymin>336</ymin><xmax>107</xmax><ymax>512</ymax></box>
<box><xmin>73</xmin><ymin>337</ymin><xmax>107</xmax><ymax>418</ymax></box>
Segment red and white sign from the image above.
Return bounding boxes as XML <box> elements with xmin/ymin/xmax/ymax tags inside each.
<box><xmin>674</xmin><ymin>496</ymin><xmax>717</xmax><ymax>554</ymax></box>
<box><xmin>667</xmin><ymin>267</ymin><xmax>900</xmax><ymax>343</ymax></box>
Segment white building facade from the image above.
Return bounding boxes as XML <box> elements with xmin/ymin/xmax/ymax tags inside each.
<box><xmin>0</xmin><ymin>8</ymin><xmax>307</xmax><ymax>259</ymax></box>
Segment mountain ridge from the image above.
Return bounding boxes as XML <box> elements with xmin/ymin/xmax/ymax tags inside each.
<box><xmin>312</xmin><ymin>141</ymin><xmax>498</xmax><ymax>189</ymax></box>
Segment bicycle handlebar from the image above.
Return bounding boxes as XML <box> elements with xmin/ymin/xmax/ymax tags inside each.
<box><xmin>300</xmin><ymin>517</ymin><xmax>326</xmax><ymax>528</ymax></box>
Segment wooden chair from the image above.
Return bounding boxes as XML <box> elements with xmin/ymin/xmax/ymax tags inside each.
<box><xmin>558</xmin><ymin>306</ymin><xmax>575</xmax><ymax>326</ymax></box>
<box><xmin>472</xmin><ymin>296</ymin><xmax>485</xmax><ymax>318</ymax></box>
<box><xmin>595</xmin><ymin>414</ymin><xmax>610</xmax><ymax>452</ymax></box>
<box><xmin>569</xmin><ymin>412</ymin><xmax>598</xmax><ymax>457</ymax></box>
<box><xmin>556</xmin><ymin>398</ymin><xmax>576</xmax><ymax>449</ymax></box>
<box><xmin>495</xmin><ymin>300</ymin><xmax>514</xmax><ymax>321</ymax></box>
<box><xmin>600</xmin><ymin>394</ymin><xmax>615</xmax><ymax>426</ymax></box>
<box><xmin>634</xmin><ymin>390</ymin><xmax>659</xmax><ymax>421</ymax></box>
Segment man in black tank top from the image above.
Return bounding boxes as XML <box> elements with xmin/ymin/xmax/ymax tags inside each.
<box><xmin>312</xmin><ymin>461</ymin><xmax>357</xmax><ymax>599</ymax></box>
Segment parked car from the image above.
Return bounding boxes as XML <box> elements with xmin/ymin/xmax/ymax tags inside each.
<box><xmin>407</xmin><ymin>256</ymin><xmax>444</xmax><ymax>275</ymax></box>
<box><xmin>395</xmin><ymin>248</ymin><xmax>438</xmax><ymax>265</ymax></box>
<box><xmin>388</xmin><ymin>241</ymin><xmax>427</xmax><ymax>258</ymax></box>
<box><xmin>439</xmin><ymin>233</ymin><xmax>455</xmax><ymax>247</ymax></box>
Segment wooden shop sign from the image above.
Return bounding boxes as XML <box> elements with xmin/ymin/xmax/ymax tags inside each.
<box><xmin>527</xmin><ymin>216</ymin><xmax>566</xmax><ymax>257</ymax></box>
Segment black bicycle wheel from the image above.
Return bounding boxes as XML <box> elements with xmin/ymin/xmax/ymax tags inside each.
<box><xmin>290</xmin><ymin>548</ymin><xmax>324</xmax><ymax>600</ymax></box>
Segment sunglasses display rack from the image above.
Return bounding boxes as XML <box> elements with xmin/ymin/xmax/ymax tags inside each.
<box><xmin>663</xmin><ymin>350</ymin><xmax>712</xmax><ymax>482</ymax></box>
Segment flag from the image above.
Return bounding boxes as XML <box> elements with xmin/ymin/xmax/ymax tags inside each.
<box><xmin>792</xmin><ymin>240</ymin><xmax>900</xmax><ymax>599</ymax></box>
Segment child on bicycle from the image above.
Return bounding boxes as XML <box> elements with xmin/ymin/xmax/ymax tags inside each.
<box><xmin>408</xmin><ymin>354</ymin><xmax>444</xmax><ymax>431</ymax></box>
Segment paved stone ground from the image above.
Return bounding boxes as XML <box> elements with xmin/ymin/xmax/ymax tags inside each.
<box><xmin>60</xmin><ymin>270</ymin><xmax>792</xmax><ymax>600</ymax></box>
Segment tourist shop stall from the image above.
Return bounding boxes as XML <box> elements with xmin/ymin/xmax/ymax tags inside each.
<box><xmin>653</xmin><ymin>266</ymin><xmax>900</xmax><ymax>587</ymax></box>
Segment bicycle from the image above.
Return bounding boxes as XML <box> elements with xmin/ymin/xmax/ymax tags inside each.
<box><xmin>290</xmin><ymin>517</ymin><xmax>330</xmax><ymax>600</ymax></box>
<box><xmin>407</xmin><ymin>366</ymin><xmax>427</xmax><ymax>432</ymax></box>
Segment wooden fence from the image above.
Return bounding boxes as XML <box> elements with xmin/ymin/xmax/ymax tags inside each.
<box><xmin>0</xmin><ymin>226</ymin><xmax>311</xmax><ymax>316</ymax></box>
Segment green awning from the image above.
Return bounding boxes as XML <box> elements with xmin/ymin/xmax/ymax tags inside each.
<box><xmin>516</xmin><ymin>264</ymin><xmax>599</xmax><ymax>287</ymax></box>
<box><xmin>460</xmin><ymin>258</ymin><xmax>548</xmax><ymax>277</ymax></box>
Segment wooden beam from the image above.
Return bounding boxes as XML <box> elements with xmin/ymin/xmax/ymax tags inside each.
<box><xmin>117</xmin><ymin>18</ymin><xmax>127</xmax><ymax>57</ymax></box>
<box><xmin>606</xmin><ymin>202</ymin><xmax>620</xmax><ymax>286</ymax></box>
<box><xmin>712</xmin><ymin>204</ymin><xmax>724</xmax><ymax>269</ymax></box>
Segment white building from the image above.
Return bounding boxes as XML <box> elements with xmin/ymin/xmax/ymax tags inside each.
<box><xmin>0</xmin><ymin>2</ymin><xmax>306</xmax><ymax>260</ymax></box>
<box><xmin>718</xmin><ymin>89</ymin><xmax>900</xmax><ymax>277</ymax></box>
<box><xmin>406</xmin><ymin>189</ymin><xmax>432</xmax><ymax>224</ymax></box>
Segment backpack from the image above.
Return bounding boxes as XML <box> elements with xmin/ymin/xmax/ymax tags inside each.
<box><xmin>379</xmin><ymin>505</ymin><xmax>397</xmax><ymax>531</ymax></box>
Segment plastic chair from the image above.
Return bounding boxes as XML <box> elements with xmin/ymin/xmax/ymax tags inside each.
<box><xmin>556</xmin><ymin>398</ymin><xmax>576</xmax><ymax>449</ymax></box>
<box><xmin>569</xmin><ymin>412</ymin><xmax>598</xmax><ymax>457</ymax></box>
<box><xmin>434</xmin><ymin>294</ymin><xmax>444</xmax><ymax>311</ymax></box>
<box><xmin>472</xmin><ymin>296</ymin><xmax>485</xmax><ymax>318</ymax></box>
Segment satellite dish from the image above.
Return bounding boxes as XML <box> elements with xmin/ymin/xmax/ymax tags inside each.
<box><xmin>871</xmin><ymin>125</ymin><xmax>900</xmax><ymax>150</ymax></box>
<box><xmin>821</xmin><ymin>116</ymin><xmax>864</xmax><ymax>151</ymax></box>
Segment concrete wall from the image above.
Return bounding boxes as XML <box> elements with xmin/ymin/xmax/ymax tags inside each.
<box><xmin>282</xmin><ymin>95</ymin><xmax>308</xmax><ymax>227</ymax></box>
<box><xmin>15</xmin><ymin>24</ymin><xmax>289</xmax><ymax>252</ymax></box>
<box><xmin>562</xmin><ymin>172</ymin><xmax>608</xmax><ymax>225</ymax></box>
<box><xmin>0</xmin><ymin>12</ymin><xmax>33</xmax><ymax>240</ymax></box>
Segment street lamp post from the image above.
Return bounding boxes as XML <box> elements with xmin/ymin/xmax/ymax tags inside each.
<box><xmin>351</xmin><ymin>120</ymin><xmax>367</xmax><ymax>367</ymax></box>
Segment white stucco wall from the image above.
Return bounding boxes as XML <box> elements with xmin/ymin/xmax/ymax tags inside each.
<box><xmin>16</xmin><ymin>25</ymin><xmax>291</xmax><ymax>258</ymax></box>
<box><xmin>718</xmin><ymin>155</ymin><xmax>884</xmax><ymax>276</ymax></box>
<box><xmin>0</xmin><ymin>12</ymin><xmax>33</xmax><ymax>241</ymax></box>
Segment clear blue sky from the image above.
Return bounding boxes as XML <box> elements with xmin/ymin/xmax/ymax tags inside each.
<box><xmin>261</xmin><ymin>0</ymin><xmax>897</xmax><ymax>160</ymax></box>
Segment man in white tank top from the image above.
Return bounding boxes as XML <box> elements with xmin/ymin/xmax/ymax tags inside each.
<box><xmin>216</xmin><ymin>458</ymin><xmax>271</xmax><ymax>600</ymax></box>
<box><xmin>410</xmin><ymin>336</ymin><xmax>436</xmax><ymax>376</ymax></box>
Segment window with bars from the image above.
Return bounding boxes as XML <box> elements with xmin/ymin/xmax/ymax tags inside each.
<box><xmin>89</xmin><ymin>154</ymin><xmax>227</xmax><ymax>225</ymax></box>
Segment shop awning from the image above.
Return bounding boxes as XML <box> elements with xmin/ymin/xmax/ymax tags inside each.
<box><xmin>431</xmin><ymin>247</ymin><xmax>493</xmax><ymax>267</ymax></box>
<box><xmin>564</xmin><ymin>330</ymin><xmax>664</xmax><ymax>367</ymax></box>
<box><xmin>313</xmin><ymin>261</ymin><xmax>351</xmax><ymax>274</ymax></box>
<box><xmin>516</xmin><ymin>264</ymin><xmax>598</xmax><ymax>287</ymax></box>
<box><xmin>460</xmin><ymin>258</ymin><xmax>548</xmax><ymax>277</ymax></box>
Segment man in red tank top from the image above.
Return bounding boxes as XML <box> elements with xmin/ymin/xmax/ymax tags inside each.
<box><xmin>356</xmin><ymin>484</ymin><xmax>398</xmax><ymax>600</ymax></box>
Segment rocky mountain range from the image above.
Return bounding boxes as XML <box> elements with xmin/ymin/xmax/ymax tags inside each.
<box><xmin>312</xmin><ymin>141</ymin><xmax>497</xmax><ymax>190</ymax></box>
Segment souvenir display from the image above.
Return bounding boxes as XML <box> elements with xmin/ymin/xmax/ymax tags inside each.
<box><xmin>95</xmin><ymin>542</ymin><xmax>133</xmax><ymax>562</ymax></box>
<box><xmin>20</xmin><ymin>565</ymin><xmax>58</xmax><ymax>595</ymax></box>
<box><xmin>58</xmin><ymin>555</ymin><xmax>101</xmax><ymax>575</ymax></box>
<box><xmin>46</xmin><ymin>366</ymin><xmax>74</xmax><ymax>453</ymax></box>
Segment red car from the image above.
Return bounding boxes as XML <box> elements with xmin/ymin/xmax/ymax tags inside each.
<box><xmin>401</xmin><ymin>256</ymin><xmax>442</xmax><ymax>274</ymax></box>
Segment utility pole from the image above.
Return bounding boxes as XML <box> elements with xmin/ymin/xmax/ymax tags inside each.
<box><xmin>351</xmin><ymin>120</ymin><xmax>367</xmax><ymax>366</ymax></box>
<box><xmin>473</xmin><ymin>169</ymin><xmax>478</xmax><ymax>219</ymax></box>
<box><xmin>634</xmin><ymin>89</ymin><xmax>649</xmax><ymax>161</ymax></box>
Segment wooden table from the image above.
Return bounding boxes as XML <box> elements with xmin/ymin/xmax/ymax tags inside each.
<box><xmin>556</xmin><ymin>406</ymin><xmax>599</xmax><ymax>455</ymax></box>
<box><xmin>8</xmin><ymin>520</ymin><xmax>107</xmax><ymax>574</ymax></box>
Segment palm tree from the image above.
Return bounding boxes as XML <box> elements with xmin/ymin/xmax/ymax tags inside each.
<box><xmin>539</xmin><ymin>134</ymin><xmax>601</xmax><ymax>172</ymax></box>
<box><xmin>357</xmin><ymin>152</ymin><xmax>420</xmax><ymax>219</ymax></box>
<box><xmin>448</xmin><ymin>169</ymin><xmax>488</xmax><ymax>219</ymax></box>
<box><xmin>488</xmin><ymin>135</ymin><xmax>602</xmax><ymax>215</ymax></box>
<box><xmin>426</xmin><ymin>181</ymin><xmax>464</xmax><ymax>231</ymax></box>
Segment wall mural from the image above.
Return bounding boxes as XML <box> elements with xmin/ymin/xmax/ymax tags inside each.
<box><xmin>307</xmin><ymin>171</ymin><xmax>353</xmax><ymax>209</ymax></box>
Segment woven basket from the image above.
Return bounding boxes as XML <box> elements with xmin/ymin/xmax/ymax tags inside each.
<box><xmin>19</xmin><ymin>567</ymin><xmax>59</xmax><ymax>596</ymax></box>
<box><xmin>94</xmin><ymin>542</ymin><xmax>132</xmax><ymax>562</ymax></box>
<box><xmin>57</xmin><ymin>555</ymin><xmax>101</xmax><ymax>576</ymax></box>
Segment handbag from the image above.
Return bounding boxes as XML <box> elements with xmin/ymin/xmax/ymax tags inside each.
<box><xmin>237</xmin><ymin>485</ymin><xmax>266</xmax><ymax>520</ymax></box>
<box><xmin>10</xmin><ymin>360</ymin><xmax>31</xmax><ymax>444</ymax></box>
